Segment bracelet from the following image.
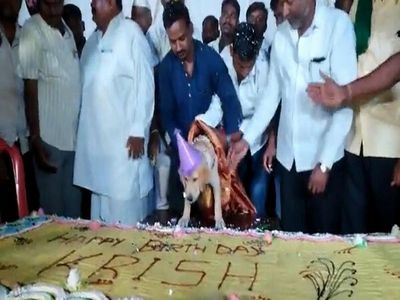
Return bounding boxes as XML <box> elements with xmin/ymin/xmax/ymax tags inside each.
<box><xmin>150</xmin><ymin>129</ymin><xmax>159</xmax><ymax>136</ymax></box>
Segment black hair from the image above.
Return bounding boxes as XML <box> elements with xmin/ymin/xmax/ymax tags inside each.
<box><xmin>202</xmin><ymin>15</ymin><xmax>218</xmax><ymax>28</ymax></box>
<box><xmin>221</xmin><ymin>0</ymin><xmax>240</xmax><ymax>19</ymax></box>
<box><xmin>232</xmin><ymin>22</ymin><xmax>260</xmax><ymax>61</ymax></box>
<box><xmin>163</xmin><ymin>1</ymin><xmax>191</xmax><ymax>29</ymax></box>
<box><xmin>246</xmin><ymin>2</ymin><xmax>268</xmax><ymax>20</ymax></box>
<box><xmin>63</xmin><ymin>4</ymin><xmax>82</xmax><ymax>21</ymax></box>
<box><xmin>270</xmin><ymin>0</ymin><xmax>279</xmax><ymax>12</ymax></box>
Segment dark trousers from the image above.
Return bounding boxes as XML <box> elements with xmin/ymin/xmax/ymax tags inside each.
<box><xmin>343</xmin><ymin>151</ymin><xmax>400</xmax><ymax>234</ymax></box>
<box><xmin>278</xmin><ymin>160</ymin><xmax>344</xmax><ymax>234</ymax></box>
<box><xmin>238</xmin><ymin>145</ymin><xmax>270</xmax><ymax>219</ymax></box>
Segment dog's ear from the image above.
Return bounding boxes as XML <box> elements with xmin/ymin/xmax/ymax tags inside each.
<box><xmin>180</xmin><ymin>175</ymin><xmax>187</xmax><ymax>188</ymax></box>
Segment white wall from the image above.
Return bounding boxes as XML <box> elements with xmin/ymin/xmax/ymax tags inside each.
<box><xmin>18</xmin><ymin>0</ymin><xmax>277</xmax><ymax>44</ymax></box>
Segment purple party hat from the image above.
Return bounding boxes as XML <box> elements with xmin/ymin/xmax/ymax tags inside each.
<box><xmin>175</xmin><ymin>130</ymin><xmax>202</xmax><ymax>177</ymax></box>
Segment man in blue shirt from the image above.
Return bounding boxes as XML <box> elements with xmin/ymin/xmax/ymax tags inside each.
<box><xmin>158</xmin><ymin>1</ymin><xmax>243</xmax><ymax>149</ymax></box>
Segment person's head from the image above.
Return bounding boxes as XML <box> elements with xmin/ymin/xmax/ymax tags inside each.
<box><xmin>282</xmin><ymin>0</ymin><xmax>315</xmax><ymax>30</ymax></box>
<box><xmin>219</xmin><ymin>0</ymin><xmax>240</xmax><ymax>38</ymax></box>
<box><xmin>163</xmin><ymin>1</ymin><xmax>193</xmax><ymax>61</ymax></box>
<box><xmin>63</xmin><ymin>4</ymin><xmax>85</xmax><ymax>40</ymax></box>
<box><xmin>270</xmin><ymin>0</ymin><xmax>284</xmax><ymax>25</ymax></box>
<box><xmin>230</xmin><ymin>22</ymin><xmax>259</xmax><ymax>82</ymax></box>
<box><xmin>161</xmin><ymin>0</ymin><xmax>184</xmax><ymax>8</ymax></box>
<box><xmin>131</xmin><ymin>0</ymin><xmax>152</xmax><ymax>33</ymax></box>
<box><xmin>91</xmin><ymin>0</ymin><xmax>122</xmax><ymax>32</ymax></box>
<box><xmin>25</xmin><ymin>0</ymin><xmax>39</xmax><ymax>15</ymax></box>
<box><xmin>246</xmin><ymin>2</ymin><xmax>267</xmax><ymax>41</ymax></box>
<box><xmin>202</xmin><ymin>15</ymin><xmax>219</xmax><ymax>44</ymax></box>
<box><xmin>0</xmin><ymin>0</ymin><xmax>22</xmax><ymax>23</ymax></box>
<box><xmin>38</xmin><ymin>0</ymin><xmax>64</xmax><ymax>28</ymax></box>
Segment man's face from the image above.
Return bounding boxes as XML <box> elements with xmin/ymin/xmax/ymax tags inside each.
<box><xmin>219</xmin><ymin>3</ymin><xmax>238</xmax><ymax>37</ymax></box>
<box><xmin>247</xmin><ymin>9</ymin><xmax>267</xmax><ymax>40</ymax></box>
<box><xmin>283</xmin><ymin>0</ymin><xmax>311</xmax><ymax>30</ymax></box>
<box><xmin>0</xmin><ymin>0</ymin><xmax>22</xmax><ymax>22</ymax></box>
<box><xmin>39</xmin><ymin>0</ymin><xmax>64</xmax><ymax>28</ymax></box>
<box><xmin>166</xmin><ymin>18</ymin><xmax>193</xmax><ymax>61</ymax></box>
<box><xmin>202</xmin><ymin>21</ymin><xmax>219</xmax><ymax>44</ymax></box>
<box><xmin>232</xmin><ymin>51</ymin><xmax>255</xmax><ymax>83</ymax></box>
<box><xmin>273</xmin><ymin>0</ymin><xmax>285</xmax><ymax>26</ymax></box>
<box><xmin>131</xmin><ymin>6</ymin><xmax>152</xmax><ymax>34</ymax></box>
<box><xmin>64</xmin><ymin>16</ymin><xmax>84</xmax><ymax>40</ymax></box>
<box><xmin>91</xmin><ymin>0</ymin><xmax>112</xmax><ymax>29</ymax></box>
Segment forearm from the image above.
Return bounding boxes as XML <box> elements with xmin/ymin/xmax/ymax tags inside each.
<box><xmin>24</xmin><ymin>79</ymin><xmax>40</xmax><ymax>139</ymax></box>
<box><xmin>347</xmin><ymin>52</ymin><xmax>400</xmax><ymax>102</ymax></box>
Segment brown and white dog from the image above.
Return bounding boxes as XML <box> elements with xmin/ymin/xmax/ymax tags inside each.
<box><xmin>177</xmin><ymin>135</ymin><xmax>225</xmax><ymax>229</ymax></box>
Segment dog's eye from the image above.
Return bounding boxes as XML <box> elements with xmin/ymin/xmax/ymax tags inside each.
<box><xmin>193</xmin><ymin>178</ymin><xmax>198</xmax><ymax>182</ymax></box>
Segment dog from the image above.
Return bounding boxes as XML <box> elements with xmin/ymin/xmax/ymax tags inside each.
<box><xmin>177</xmin><ymin>135</ymin><xmax>225</xmax><ymax>229</ymax></box>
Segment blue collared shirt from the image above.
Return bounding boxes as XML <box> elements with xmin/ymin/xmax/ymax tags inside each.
<box><xmin>158</xmin><ymin>39</ymin><xmax>242</xmax><ymax>147</ymax></box>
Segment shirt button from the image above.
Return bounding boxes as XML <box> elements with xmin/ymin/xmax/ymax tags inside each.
<box><xmin>189</xmin><ymin>93</ymin><xmax>192</xmax><ymax>98</ymax></box>
<box><xmin>188</xmin><ymin>83</ymin><xmax>191</xmax><ymax>87</ymax></box>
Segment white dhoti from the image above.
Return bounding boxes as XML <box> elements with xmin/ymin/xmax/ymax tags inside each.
<box><xmin>91</xmin><ymin>192</ymin><xmax>152</xmax><ymax>225</ymax></box>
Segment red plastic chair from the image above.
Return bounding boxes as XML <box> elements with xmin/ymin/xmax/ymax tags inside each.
<box><xmin>0</xmin><ymin>138</ymin><xmax>29</xmax><ymax>218</ymax></box>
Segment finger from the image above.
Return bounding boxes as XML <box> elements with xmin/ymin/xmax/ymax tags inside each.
<box><xmin>319</xmin><ymin>71</ymin><xmax>331</xmax><ymax>83</ymax></box>
<box><xmin>307</xmin><ymin>179</ymin><xmax>313</xmax><ymax>193</ymax></box>
<box><xmin>263</xmin><ymin>154</ymin><xmax>269</xmax><ymax>172</ymax></box>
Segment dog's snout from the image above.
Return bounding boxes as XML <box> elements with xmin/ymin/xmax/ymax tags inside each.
<box><xmin>186</xmin><ymin>195</ymin><xmax>193</xmax><ymax>203</ymax></box>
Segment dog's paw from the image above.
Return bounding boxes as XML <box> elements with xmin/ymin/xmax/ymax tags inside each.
<box><xmin>214</xmin><ymin>218</ymin><xmax>226</xmax><ymax>230</ymax></box>
<box><xmin>177</xmin><ymin>217</ymin><xmax>190</xmax><ymax>228</ymax></box>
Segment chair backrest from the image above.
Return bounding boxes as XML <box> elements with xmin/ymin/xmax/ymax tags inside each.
<box><xmin>0</xmin><ymin>139</ymin><xmax>29</xmax><ymax>219</ymax></box>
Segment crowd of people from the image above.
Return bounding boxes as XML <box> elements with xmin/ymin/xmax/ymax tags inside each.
<box><xmin>0</xmin><ymin>0</ymin><xmax>399</xmax><ymax>235</ymax></box>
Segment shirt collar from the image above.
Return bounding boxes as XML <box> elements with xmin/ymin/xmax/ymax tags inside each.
<box><xmin>289</xmin><ymin>1</ymin><xmax>324</xmax><ymax>38</ymax></box>
<box><xmin>97</xmin><ymin>12</ymin><xmax>124</xmax><ymax>39</ymax></box>
<box><xmin>303</xmin><ymin>1</ymin><xmax>324</xmax><ymax>36</ymax></box>
<box><xmin>0</xmin><ymin>23</ymin><xmax>21</xmax><ymax>48</ymax></box>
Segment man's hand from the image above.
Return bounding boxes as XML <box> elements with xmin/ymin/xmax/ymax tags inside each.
<box><xmin>30</xmin><ymin>137</ymin><xmax>57</xmax><ymax>173</ymax></box>
<box><xmin>126</xmin><ymin>136</ymin><xmax>144</xmax><ymax>159</ymax></box>
<box><xmin>391</xmin><ymin>159</ymin><xmax>400</xmax><ymax>187</ymax></box>
<box><xmin>307</xmin><ymin>71</ymin><xmax>349</xmax><ymax>108</ymax></box>
<box><xmin>308</xmin><ymin>164</ymin><xmax>329</xmax><ymax>195</ymax></box>
<box><xmin>228</xmin><ymin>138</ymin><xmax>249</xmax><ymax>170</ymax></box>
<box><xmin>148</xmin><ymin>131</ymin><xmax>160</xmax><ymax>164</ymax></box>
<box><xmin>263</xmin><ymin>131</ymin><xmax>276</xmax><ymax>173</ymax></box>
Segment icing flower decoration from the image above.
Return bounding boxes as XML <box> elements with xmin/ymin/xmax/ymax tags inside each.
<box><xmin>352</xmin><ymin>234</ymin><xmax>367</xmax><ymax>249</ymax></box>
<box><xmin>88</xmin><ymin>221</ymin><xmax>102</xmax><ymax>231</ymax></box>
<box><xmin>391</xmin><ymin>224</ymin><xmax>400</xmax><ymax>238</ymax></box>
<box><xmin>263</xmin><ymin>232</ymin><xmax>273</xmax><ymax>245</ymax></box>
<box><xmin>67</xmin><ymin>268</ymin><xmax>81</xmax><ymax>291</ymax></box>
<box><xmin>227</xmin><ymin>293</ymin><xmax>240</xmax><ymax>300</ymax></box>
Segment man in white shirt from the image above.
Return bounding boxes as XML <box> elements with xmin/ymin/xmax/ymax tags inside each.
<box><xmin>74</xmin><ymin>0</ymin><xmax>154</xmax><ymax>225</ymax></box>
<box><xmin>131</xmin><ymin>0</ymin><xmax>170</xmax><ymax>212</ymax></box>
<box><xmin>202</xmin><ymin>23</ymin><xmax>272</xmax><ymax>219</ymax></box>
<box><xmin>209</xmin><ymin>0</ymin><xmax>240</xmax><ymax>54</ymax></box>
<box><xmin>18</xmin><ymin>0</ymin><xmax>82</xmax><ymax>218</ymax></box>
<box><xmin>229</xmin><ymin>0</ymin><xmax>357</xmax><ymax>234</ymax></box>
<box><xmin>0</xmin><ymin>0</ymin><xmax>26</xmax><ymax>149</ymax></box>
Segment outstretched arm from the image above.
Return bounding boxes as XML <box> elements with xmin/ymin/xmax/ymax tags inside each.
<box><xmin>307</xmin><ymin>52</ymin><xmax>400</xmax><ymax>108</ymax></box>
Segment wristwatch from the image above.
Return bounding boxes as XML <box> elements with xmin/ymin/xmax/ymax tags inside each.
<box><xmin>319</xmin><ymin>163</ymin><xmax>329</xmax><ymax>173</ymax></box>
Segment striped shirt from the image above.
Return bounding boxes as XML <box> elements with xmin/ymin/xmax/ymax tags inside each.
<box><xmin>17</xmin><ymin>14</ymin><xmax>81</xmax><ymax>151</ymax></box>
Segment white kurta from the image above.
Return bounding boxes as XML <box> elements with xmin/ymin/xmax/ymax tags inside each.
<box><xmin>74</xmin><ymin>14</ymin><xmax>154</xmax><ymax>205</ymax></box>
